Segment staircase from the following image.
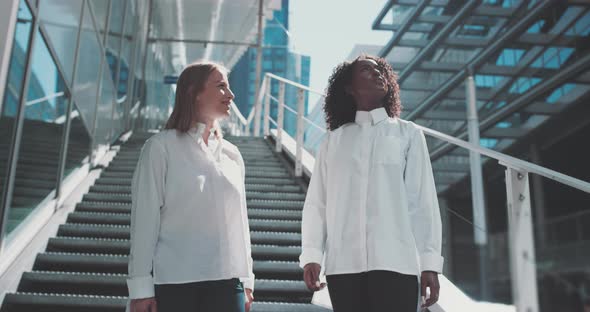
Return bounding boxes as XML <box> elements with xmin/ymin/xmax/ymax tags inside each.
<box><xmin>0</xmin><ymin>133</ymin><xmax>330</xmax><ymax>312</ymax></box>
<box><xmin>0</xmin><ymin>117</ymin><xmax>89</xmax><ymax>235</ymax></box>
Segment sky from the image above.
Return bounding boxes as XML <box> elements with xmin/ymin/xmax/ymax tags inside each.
<box><xmin>289</xmin><ymin>0</ymin><xmax>391</xmax><ymax>108</ymax></box>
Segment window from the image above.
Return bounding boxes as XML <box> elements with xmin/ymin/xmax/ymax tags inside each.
<box><xmin>546</xmin><ymin>83</ymin><xmax>577</xmax><ymax>103</ymax></box>
<box><xmin>531</xmin><ymin>47</ymin><xmax>574</xmax><ymax>69</ymax></box>
<box><xmin>496</xmin><ymin>48</ymin><xmax>525</xmax><ymax>66</ymax></box>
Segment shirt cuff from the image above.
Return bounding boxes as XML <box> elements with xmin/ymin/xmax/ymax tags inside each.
<box><xmin>127</xmin><ymin>275</ymin><xmax>155</xmax><ymax>299</ymax></box>
<box><xmin>299</xmin><ymin>248</ymin><xmax>324</xmax><ymax>269</ymax></box>
<box><xmin>240</xmin><ymin>275</ymin><xmax>255</xmax><ymax>292</ymax></box>
<box><xmin>420</xmin><ymin>252</ymin><xmax>444</xmax><ymax>274</ymax></box>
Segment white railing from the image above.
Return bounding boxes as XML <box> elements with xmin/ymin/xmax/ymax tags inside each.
<box><xmin>225</xmin><ymin>73</ymin><xmax>590</xmax><ymax>312</ymax></box>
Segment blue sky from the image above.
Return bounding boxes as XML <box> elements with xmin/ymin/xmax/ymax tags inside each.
<box><xmin>289</xmin><ymin>0</ymin><xmax>391</xmax><ymax>101</ymax></box>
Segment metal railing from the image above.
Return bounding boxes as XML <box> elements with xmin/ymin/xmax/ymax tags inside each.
<box><xmin>225</xmin><ymin>73</ymin><xmax>590</xmax><ymax>312</ymax></box>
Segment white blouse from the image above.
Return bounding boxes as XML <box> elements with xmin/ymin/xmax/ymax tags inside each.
<box><xmin>299</xmin><ymin>107</ymin><xmax>444</xmax><ymax>277</ymax></box>
<box><xmin>126</xmin><ymin>124</ymin><xmax>254</xmax><ymax>299</ymax></box>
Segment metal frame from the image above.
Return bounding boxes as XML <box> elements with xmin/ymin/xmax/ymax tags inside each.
<box><xmin>378</xmin><ymin>0</ymin><xmax>428</xmax><ymax>58</ymax></box>
<box><xmin>372</xmin><ymin>0</ymin><xmax>590</xmax><ymax>198</ymax></box>
<box><xmin>430</xmin><ymin>52</ymin><xmax>590</xmax><ymax>160</ymax></box>
<box><xmin>1</xmin><ymin>0</ymin><xmax>145</xmax><ymax>262</ymax></box>
<box><xmin>404</xmin><ymin>0</ymin><xmax>551</xmax><ymax>120</ymax></box>
<box><xmin>148</xmin><ymin>37</ymin><xmax>257</xmax><ymax>47</ymax></box>
<box><xmin>136</xmin><ymin>0</ymin><xmax>153</xmax><ymax>131</ymax></box>
<box><xmin>124</xmin><ymin>2</ymin><xmax>142</xmax><ymax>131</ymax></box>
<box><xmin>0</xmin><ymin>0</ymin><xmax>40</xmax><ymax>253</ymax></box>
<box><xmin>88</xmin><ymin>0</ymin><xmax>110</xmax><ymax>163</ymax></box>
<box><xmin>252</xmin><ymin>0</ymin><xmax>265</xmax><ymax>137</ymax></box>
<box><xmin>0</xmin><ymin>0</ymin><xmax>21</xmax><ymax>116</ymax></box>
<box><xmin>111</xmin><ymin>0</ymin><xmax>128</xmax><ymax>139</ymax></box>
<box><xmin>56</xmin><ymin>0</ymin><xmax>86</xmax><ymax>200</ymax></box>
<box><xmin>397</xmin><ymin>0</ymin><xmax>481</xmax><ymax>83</ymax></box>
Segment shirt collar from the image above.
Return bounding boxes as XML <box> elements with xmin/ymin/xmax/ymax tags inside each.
<box><xmin>355</xmin><ymin>107</ymin><xmax>389</xmax><ymax>125</ymax></box>
<box><xmin>187</xmin><ymin>123</ymin><xmax>216</xmax><ymax>144</ymax></box>
<box><xmin>187</xmin><ymin>122</ymin><xmax>223</xmax><ymax>160</ymax></box>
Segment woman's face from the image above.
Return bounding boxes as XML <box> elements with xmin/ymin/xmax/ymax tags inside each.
<box><xmin>195</xmin><ymin>69</ymin><xmax>235</xmax><ymax>121</ymax></box>
<box><xmin>348</xmin><ymin>58</ymin><xmax>387</xmax><ymax>101</ymax></box>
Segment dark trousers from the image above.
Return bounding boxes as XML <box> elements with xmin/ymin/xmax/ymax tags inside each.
<box><xmin>326</xmin><ymin>270</ymin><xmax>419</xmax><ymax>312</ymax></box>
<box><xmin>154</xmin><ymin>278</ymin><xmax>245</xmax><ymax>312</ymax></box>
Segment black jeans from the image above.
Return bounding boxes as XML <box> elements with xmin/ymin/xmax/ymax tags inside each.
<box><xmin>326</xmin><ymin>270</ymin><xmax>419</xmax><ymax>312</ymax></box>
<box><xmin>154</xmin><ymin>278</ymin><xmax>245</xmax><ymax>312</ymax></box>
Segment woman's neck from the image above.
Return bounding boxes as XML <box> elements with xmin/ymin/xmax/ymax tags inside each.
<box><xmin>355</xmin><ymin>98</ymin><xmax>382</xmax><ymax>112</ymax></box>
<box><xmin>193</xmin><ymin>118</ymin><xmax>215</xmax><ymax>145</ymax></box>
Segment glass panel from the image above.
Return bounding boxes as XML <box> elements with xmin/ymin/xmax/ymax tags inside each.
<box><xmin>72</xmin><ymin>3</ymin><xmax>100</xmax><ymax>136</ymax></box>
<box><xmin>89</xmin><ymin>0</ymin><xmax>109</xmax><ymax>40</ymax></box>
<box><xmin>38</xmin><ymin>0</ymin><xmax>83</xmax><ymax>84</ymax></box>
<box><xmin>0</xmin><ymin>0</ymin><xmax>34</xmax><ymax>236</ymax></box>
<box><xmin>106</xmin><ymin>0</ymin><xmax>124</xmax><ymax>63</ymax></box>
<box><xmin>94</xmin><ymin>59</ymin><xmax>116</xmax><ymax>145</ymax></box>
<box><xmin>7</xmin><ymin>28</ymin><xmax>68</xmax><ymax>236</ymax></box>
<box><xmin>64</xmin><ymin>103</ymin><xmax>91</xmax><ymax>178</ymax></box>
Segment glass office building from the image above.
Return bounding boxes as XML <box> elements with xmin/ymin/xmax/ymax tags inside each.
<box><xmin>229</xmin><ymin>0</ymin><xmax>311</xmax><ymax>138</ymax></box>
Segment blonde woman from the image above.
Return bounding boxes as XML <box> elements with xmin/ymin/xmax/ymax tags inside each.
<box><xmin>127</xmin><ymin>62</ymin><xmax>254</xmax><ymax>312</ymax></box>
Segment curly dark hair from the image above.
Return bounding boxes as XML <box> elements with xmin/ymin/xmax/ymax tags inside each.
<box><xmin>324</xmin><ymin>54</ymin><xmax>401</xmax><ymax>131</ymax></box>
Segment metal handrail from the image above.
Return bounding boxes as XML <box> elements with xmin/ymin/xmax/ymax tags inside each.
<box><xmin>268</xmin><ymin>93</ymin><xmax>327</xmax><ymax>133</ymax></box>
<box><xmin>545</xmin><ymin>209</ymin><xmax>590</xmax><ymax>225</ymax></box>
<box><xmin>253</xmin><ymin>73</ymin><xmax>590</xmax><ymax>195</ymax></box>
<box><xmin>230</xmin><ymin>100</ymin><xmax>248</xmax><ymax>126</ymax></box>
<box><xmin>418</xmin><ymin>125</ymin><xmax>590</xmax><ymax>194</ymax></box>
<box><xmin>265</xmin><ymin>72</ymin><xmax>326</xmax><ymax>96</ymax></box>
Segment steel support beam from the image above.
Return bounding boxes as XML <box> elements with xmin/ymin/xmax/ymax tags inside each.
<box><xmin>398</xmin><ymin>0</ymin><xmax>480</xmax><ymax>83</ymax></box>
<box><xmin>405</xmin><ymin>0</ymin><xmax>553</xmax><ymax>121</ymax></box>
<box><xmin>378</xmin><ymin>0</ymin><xmax>428</xmax><ymax>58</ymax></box>
<box><xmin>431</xmin><ymin>52</ymin><xmax>590</xmax><ymax>161</ymax></box>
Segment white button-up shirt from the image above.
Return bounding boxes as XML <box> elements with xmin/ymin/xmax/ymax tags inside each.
<box><xmin>299</xmin><ymin>107</ymin><xmax>443</xmax><ymax>277</ymax></box>
<box><xmin>127</xmin><ymin>124</ymin><xmax>254</xmax><ymax>299</ymax></box>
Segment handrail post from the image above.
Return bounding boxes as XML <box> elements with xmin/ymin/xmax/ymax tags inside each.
<box><xmin>295</xmin><ymin>88</ymin><xmax>305</xmax><ymax>177</ymax></box>
<box><xmin>276</xmin><ymin>82</ymin><xmax>285</xmax><ymax>153</ymax></box>
<box><xmin>253</xmin><ymin>76</ymin><xmax>266</xmax><ymax>137</ymax></box>
<box><xmin>504</xmin><ymin>166</ymin><xmax>540</xmax><ymax>312</ymax></box>
<box><xmin>263</xmin><ymin>78</ymin><xmax>271</xmax><ymax>136</ymax></box>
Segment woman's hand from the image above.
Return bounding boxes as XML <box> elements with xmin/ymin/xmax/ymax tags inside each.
<box><xmin>303</xmin><ymin>263</ymin><xmax>326</xmax><ymax>291</ymax></box>
<box><xmin>130</xmin><ymin>297</ymin><xmax>157</xmax><ymax>312</ymax></box>
<box><xmin>420</xmin><ymin>271</ymin><xmax>440</xmax><ymax>308</ymax></box>
<box><xmin>245</xmin><ymin>288</ymin><xmax>254</xmax><ymax>312</ymax></box>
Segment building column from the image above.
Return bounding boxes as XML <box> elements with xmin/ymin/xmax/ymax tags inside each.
<box><xmin>466</xmin><ymin>66</ymin><xmax>489</xmax><ymax>300</ymax></box>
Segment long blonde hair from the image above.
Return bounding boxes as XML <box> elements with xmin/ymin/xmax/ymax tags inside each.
<box><xmin>165</xmin><ymin>61</ymin><xmax>227</xmax><ymax>139</ymax></box>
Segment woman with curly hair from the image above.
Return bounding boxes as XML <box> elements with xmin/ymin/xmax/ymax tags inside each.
<box><xmin>299</xmin><ymin>55</ymin><xmax>442</xmax><ymax>312</ymax></box>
